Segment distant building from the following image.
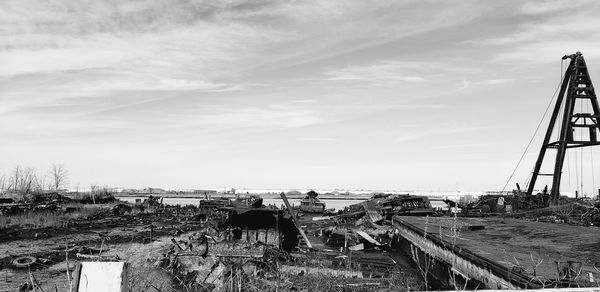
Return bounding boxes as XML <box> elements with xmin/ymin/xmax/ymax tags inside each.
<box><xmin>143</xmin><ymin>188</ymin><xmax>166</xmax><ymax>194</ymax></box>
<box><xmin>485</xmin><ymin>191</ymin><xmax>512</xmax><ymax>196</ymax></box>
<box><xmin>192</xmin><ymin>189</ymin><xmax>217</xmax><ymax>195</ymax></box>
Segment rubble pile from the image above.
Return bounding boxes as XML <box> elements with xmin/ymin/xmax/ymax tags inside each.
<box><xmin>464</xmin><ymin>191</ymin><xmax>600</xmax><ymax>226</ymax></box>
<box><xmin>148</xmin><ymin>192</ymin><xmax>425</xmax><ymax>291</ymax></box>
<box><xmin>0</xmin><ymin>191</ymin><xmax>431</xmax><ymax>291</ymax></box>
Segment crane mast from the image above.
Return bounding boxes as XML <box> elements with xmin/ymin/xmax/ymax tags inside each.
<box><xmin>527</xmin><ymin>52</ymin><xmax>600</xmax><ymax>204</ymax></box>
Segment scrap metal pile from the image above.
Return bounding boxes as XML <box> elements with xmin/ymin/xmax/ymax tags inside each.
<box><xmin>158</xmin><ymin>193</ymin><xmax>424</xmax><ymax>291</ymax></box>
<box><xmin>463</xmin><ymin>188</ymin><xmax>600</xmax><ymax>226</ymax></box>
<box><xmin>0</xmin><ymin>192</ymin><xmax>74</xmax><ymax>215</ymax></box>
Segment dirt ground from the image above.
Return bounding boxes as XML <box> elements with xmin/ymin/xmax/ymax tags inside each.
<box><xmin>0</xmin><ymin>208</ymin><xmax>204</xmax><ymax>291</ymax></box>
<box><xmin>1</xmin><ymin>208</ymin><xmax>425</xmax><ymax>291</ymax></box>
<box><xmin>0</xmin><ymin>200</ymin><xmax>430</xmax><ymax>292</ymax></box>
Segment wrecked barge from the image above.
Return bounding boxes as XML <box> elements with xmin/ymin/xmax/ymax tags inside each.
<box><xmin>392</xmin><ymin>215</ymin><xmax>600</xmax><ymax>289</ymax></box>
<box><xmin>299</xmin><ymin>190</ymin><xmax>326</xmax><ymax>213</ymax></box>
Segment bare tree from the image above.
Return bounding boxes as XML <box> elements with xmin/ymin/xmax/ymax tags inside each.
<box><xmin>10</xmin><ymin>165</ymin><xmax>21</xmax><ymax>192</ymax></box>
<box><xmin>49</xmin><ymin>164</ymin><xmax>69</xmax><ymax>191</ymax></box>
<box><xmin>90</xmin><ymin>184</ymin><xmax>99</xmax><ymax>204</ymax></box>
<box><xmin>5</xmin><ymin>166</ymin><xmax>41</xmax><ymax>194</ymax></box>
<box><xmin>33</xmin><ymin>173</ymin><xmax>51</xmax><ymax>193</ymax></box>
<box><xmin>19</xmin><ymin>167</ymin><xmax>37</xmax><ymax>194</ymax></box>
<box><xmin>27</xmin><ymin>169</ymin><xmax>36</xmax><ymax>193</ymax></box>
<box><xmin>0</xmin><ymin>174</ymin><xmax>6</xmax><ymax>192</ymax></box>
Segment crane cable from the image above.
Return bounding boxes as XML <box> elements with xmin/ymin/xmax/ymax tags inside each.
<box><xmin>579</xmin><ymin>98</ymin><xmax>583</xmax><ymax>196</ymax></box>
<box><xmin>567</xmin><ymin>149</ymin><xmax>572</xmax><ymax>188</ymax></box>
<box><xmin>575</xmin><ymin>141</ymin><xmax>580</xmax><ymax>195</ymax></box>
<box><xmin>580</xmin><ymin>99</ymin><xmax>585</xmax><ymax>196</ymax></box>
<box><xmin>526</xmin><ymin>59</ymin><xmax>568</xmax><ymax>191</ymax></box>
<box><xmin>591</xmin><ymin>146</ymin><xmax>596</xmax><ymax>196</ymax></box>
<box><xmin>501</xmin><ymin>59</ymin><xmax>566</xmax><ymax>193</ymax></box>
<box><xmin>586</xmin><ymin>100</ymin><xmax>596</xmax><ymax>196</ymax></box>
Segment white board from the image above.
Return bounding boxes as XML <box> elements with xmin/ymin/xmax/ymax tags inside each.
<box><xmin>75</xmin><ymin>262</ymin><xmax>128</xmax><ymax>292</ymax></box>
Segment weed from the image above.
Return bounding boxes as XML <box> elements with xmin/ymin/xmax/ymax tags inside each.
<box><xmin>0</xmin><ymin>205</ymin><xmax>106</xmax><ymax>229</ymax></box>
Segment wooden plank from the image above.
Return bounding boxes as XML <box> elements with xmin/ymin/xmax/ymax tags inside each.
<box><xmin>349</xmin><ymin>243</ymin><xmax>364</xmax><ymax>251</ymax></box>
<box><xmin>366</xmin><ymin>210</ymin><xmax>384</xmax><ymax>223</ymax></box>
<box><xmin>355</xmin><ymin>230</ymin><xmax>381</xmax><ymax>246</ymax></box>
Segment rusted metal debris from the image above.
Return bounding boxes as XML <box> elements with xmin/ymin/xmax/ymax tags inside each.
<box><xmin>280</xmin><ymin>192</ymin><xmax>313</xmax><ymax>249</ymax></box>
<box><xmin>154</xmin><ymin>192</ymin><xmax>420</xmax><ymax>291</ymax></box>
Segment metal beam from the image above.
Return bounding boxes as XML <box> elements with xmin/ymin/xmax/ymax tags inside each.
<box><xmin>279</xmin><ymin>192</ymin><xmax>312</xmax><ymax>249</ymax></box>
<box><xmin>526</xmin><ymin>57</ymin><xmax>574</xmax><ymax>196</ymax></box>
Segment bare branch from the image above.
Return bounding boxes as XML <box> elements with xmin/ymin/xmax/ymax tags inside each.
<box><xmin>10</xmin><ymin>166</ymin><xmax>38</xmax><ymax>194</ymax></box>
<box><xmin>0</xmin><ymin>174</ymin><xmax>6</xmax><ymax>192</ymax></box>
<box><xmin>50</xmin><ymin>164</ymin><xmax>69</xmax><ymax>191</ymax></box>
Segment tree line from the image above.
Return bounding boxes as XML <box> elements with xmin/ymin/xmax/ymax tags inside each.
<box><xmin>0</xmin><ymin>164</ymin><xmax>69</xmax><ymax>194</ymax></box>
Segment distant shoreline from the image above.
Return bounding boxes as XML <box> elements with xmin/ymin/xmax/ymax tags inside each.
<box><xmin>114</xmin><ymin>194</ymin><xmax>370</xmax><ymax>200</ymax></box>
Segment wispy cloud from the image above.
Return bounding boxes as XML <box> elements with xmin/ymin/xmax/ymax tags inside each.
<box><xmin>0</xmin><ymin>0</ymin><xmax>490</xmax><ymax>119</ymax></box>
<box><xmin>323</xmin><ymin>63</ymin><xmax>425</xmax><ymax>83</ymax></box>
<box><xmin>452</xmin><ymin>78</ymin><xmax>514</xmax><ymax>93</ymax></box>
<box><xmin>70</xmin><ymin>77</ymin><xmax>240</xmax><ymax>93</ymax></box>
<box><xmin>301</xmin><ymin>137</ymin><xmax>335</xmax><ymax>142</ymax></box>
<box><xmin>430</xmin><ymin>143</ymin><xmax>489</xmax><ymax>150</ymax></box>
<box><xmin>475</xmin><ymin>79</ymin><xmax>514</xmax><ymax>85</ymax></box>
<box><xmin>459</xmin><ymin>1</ymin><xmax>600</xmax><ymax>63</ymax></box>
<box><xmin>291</xmin><ymin>99</ymin><xmax>318</xmax><ymax>104</ymax></box>
<box><xmin>394</xmin><ymin>125</ymin><xmax>494</xmax><ymax>143</ymax></box>
<box><xmin>192</xmin><ymin>107</ymin><xmax>322</xmax><ymax>130</ymax></box>
<box><xmin>320</xmin><ymin>60</ymin><xmax>483</xmax><ymax>86</ymax></box>
<box><xmin>456</xmin><ymin>80</ymin><xmax>470</xmax><ymax>91</ymax></box>
<box><xmin>0</xmin><ymin>0</ymin><xmax>490</xmax><ymax>78</ymax></box>
<box><xmin>517</xmin><ymin>0</ymin><xmax>593</xmax><ymax>15</ymax></box>
<box><xmin>395</xmin><ymin>131</ymin><xmax>431</xmax><ymax>143</ymax></box>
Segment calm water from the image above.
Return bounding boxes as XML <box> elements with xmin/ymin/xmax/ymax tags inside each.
<box><xmin>116</xmin><ymin>196</ymin><xmax>364</xmax><ymax>211</ymax></box>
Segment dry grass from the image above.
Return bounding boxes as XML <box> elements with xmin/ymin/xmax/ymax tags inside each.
<box><xmin>0</xmin><ymin>204</ymin><xmax>107</xmax><ymax>229</ymax></box>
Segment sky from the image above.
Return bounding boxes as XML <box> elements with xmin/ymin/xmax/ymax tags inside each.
<box><xmin>2</xmin><ymin>0</ymin><xmax>600</xmax><ymax>193</ymax></box>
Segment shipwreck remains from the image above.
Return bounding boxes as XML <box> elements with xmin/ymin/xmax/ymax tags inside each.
<box><xmin>393</xmin><ymin>215</ymin><xmax>600</xmax><ymax>289</ymax></box>
<box><xmin>299</xmin><ymin>190</ymin><xmax>326</xmax><ymax>213</ymax></box>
